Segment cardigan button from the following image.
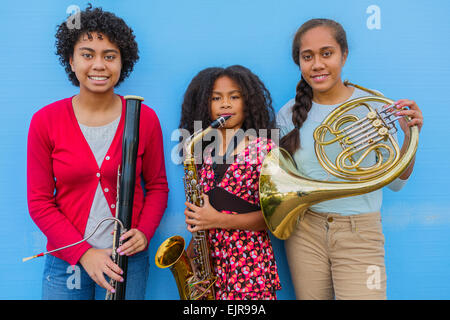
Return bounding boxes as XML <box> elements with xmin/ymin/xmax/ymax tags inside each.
<box><xmin>111</xmin><ymin>204</ymin><xmax>115</xmax><ymax>209</ymax></box>
<box><xmin>104</xmin><ymin>188</ymin><xmax>109</xmax><ymax>193</ymax></box>
<box><xmin>105</xmin><ymin>156</ymin><xmax>110</xmax><ymax>160</ymax></box>
<box><xmin>96</xmin><ymin>173</ymin><xmax>101</xmax><ymax>178</ymax></box>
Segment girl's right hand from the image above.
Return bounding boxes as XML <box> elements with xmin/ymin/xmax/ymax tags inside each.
<box><xmin>79</xmin><ymin>248</ymin><xmax>124</xmax><ymax>293</ymax></box>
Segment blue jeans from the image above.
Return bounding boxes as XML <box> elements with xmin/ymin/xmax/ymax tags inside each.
<box><xmin>42</xmin><ymin>250</ymin><xmax>149</xmax><ymax>300</ymax></box>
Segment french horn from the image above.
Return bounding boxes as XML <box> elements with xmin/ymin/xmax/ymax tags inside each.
<box><xmin>259</xmin><ymin>81</ymin><xmax>419</xmax><ymax>240</ymax></box>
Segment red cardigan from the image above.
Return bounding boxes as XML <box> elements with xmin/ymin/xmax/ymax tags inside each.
<box><xmin>27</xmin><ymin>96</ymin><xmax>169</xmax><ymax>265</ymax></box>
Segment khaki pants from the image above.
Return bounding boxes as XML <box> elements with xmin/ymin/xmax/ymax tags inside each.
<box><xmin>285</xmin><ymin>210</ymin><xmax>387</xmax><ymax>300</ymax></box>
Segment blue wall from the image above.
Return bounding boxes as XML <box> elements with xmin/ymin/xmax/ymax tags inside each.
<box><xmin>0</xmin><ymin>0</ymin><xmax>449</xmax><ymax>299</ymax></box>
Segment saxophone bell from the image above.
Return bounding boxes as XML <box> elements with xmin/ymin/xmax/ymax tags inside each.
<box><xmin>155</xmin><ymin>116</ymin><xmax>231</xmax><ymax>300</ymax></box>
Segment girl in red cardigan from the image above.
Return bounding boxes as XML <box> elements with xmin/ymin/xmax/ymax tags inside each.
<box><xmin>27</xmin><ymin>5</ymin><xmax>168</xmax><ymax>299</ymax></box>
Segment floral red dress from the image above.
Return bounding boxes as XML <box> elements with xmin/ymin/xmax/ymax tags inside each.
<box><xmin>198</xmin><ymin>136</ymin><xmax>281</xmax><ymax>300</ymax></box>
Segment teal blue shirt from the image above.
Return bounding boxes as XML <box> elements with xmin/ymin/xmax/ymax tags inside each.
<box><xmin>276</xmin><ymin>87</ymin><xmax>407</xmax><ymax>215</ymax></box>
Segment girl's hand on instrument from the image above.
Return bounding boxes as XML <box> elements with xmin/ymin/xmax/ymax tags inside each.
<box><xmin>184</xmin><ymin>194</ymin><xmax>222</xmax><ymax>232</ymax></box>
<box><xmin>117</xmin><ymin>228</ymin><xmax>148</xmax><ymax>256</ymax></box>
<box><xmin>79</xmin><ymin>248</ymin><xmax>123</xmax><ymax>293</ymax></box>
<box><xmin>394</xmin><ymin>99</ymin><xmax>423</xmax><ymax>135</ymax></box>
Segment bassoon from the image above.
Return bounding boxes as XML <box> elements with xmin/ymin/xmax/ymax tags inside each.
<box><xmin>106</xmin><ymin>95</ymin><xmax>143</xmax><ymax>300</ymax></box>
<box><xmin>24</xmin><ymin>95</ymin><xmax>144</xmax><ymax>301</ymax></box>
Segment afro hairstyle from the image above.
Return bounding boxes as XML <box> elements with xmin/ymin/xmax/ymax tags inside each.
<box><xmin>55</xmin><ymin>4</ymin><xmax>139</xmax><ymax>87</ymax></box>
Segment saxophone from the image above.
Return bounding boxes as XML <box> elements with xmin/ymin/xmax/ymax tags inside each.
<box><xmin>155</xmin><ymin>115</ymin><xmax>230</xmax><ymax>300</ymax></box>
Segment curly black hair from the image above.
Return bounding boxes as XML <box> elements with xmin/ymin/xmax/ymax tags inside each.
<box><xmin>179</xmin><ymin>65</ymin><xmax>276</xmax><ymax>137</ymax></box>
<box><xmin>55</xmin><ymin>4</ymin><xmax>139</xmax><ymax>87</ymax></box>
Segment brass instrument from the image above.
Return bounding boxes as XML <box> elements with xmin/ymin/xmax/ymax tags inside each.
<box><xmin>155</xmin><ymin>115</ymin><xmax>230</xmax><ymax>300</ymax></box>
<box><xmin>259</xmin><ymin>82</ymin><xmax>419</xmax><ymax>240</ymax></box>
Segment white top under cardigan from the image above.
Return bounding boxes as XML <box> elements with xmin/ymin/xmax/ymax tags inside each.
<box><xmin>79</xmin><ymin>117</ymin><xmax>120</xmax><ymax>248</ymax></box>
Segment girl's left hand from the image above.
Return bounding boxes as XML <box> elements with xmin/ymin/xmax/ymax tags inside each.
<box><xmin>393</xmin><ymin>99</ymin><xmax>423</xmax><ymax>135</ymax></box>
<box><xmin>117</xmin><ymin>228</ymin><xmax>148</xmax><ymax>256</ymax></box>
<box><xmin>184</xmin><ymin>194</ymin><xmax>222</xmax><ymax>232</ymax></box>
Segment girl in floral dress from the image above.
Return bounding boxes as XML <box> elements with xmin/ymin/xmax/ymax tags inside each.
<box><xmin>180</xmin><ymin>65</ymin><xmax>282</xmax><ymax>300</ymax></box>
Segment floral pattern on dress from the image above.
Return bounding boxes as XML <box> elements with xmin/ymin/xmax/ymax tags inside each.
<box><xmin>199</xmin><ymin>136</ymin><xmax>281</xmax><ymax>300</ymax></box>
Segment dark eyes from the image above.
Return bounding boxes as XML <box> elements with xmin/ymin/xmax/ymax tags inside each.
<box><xmin>211</xmin><ymin>95</ymin><xmax>241</xmax><ymax>101</ymax></box>
<box><xmin>301</xmin><ymin>51</ymin><xmax>333</xmax><ymax>61</ymax></box>
<box><xmin>81</xmin><ymin>53</ymin><xmax>116</xmax><ymax>60</ymax></box>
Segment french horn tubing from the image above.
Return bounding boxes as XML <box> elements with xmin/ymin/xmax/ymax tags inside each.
<box><xmin>259</xmin><ymin>81</ymin><xmax>419</xmax><ymax>240</ymax></box>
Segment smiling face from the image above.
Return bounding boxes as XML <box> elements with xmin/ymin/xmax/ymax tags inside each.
<box><xmin>298</xmin><ymin>26</ymin><xmax>348</xmax><ymax>99</ymax></box>
<box><xmin>210</xmin><ymin>76</ymin><xmax>245</xmax><ymax>131</ymax></box>
<box><xmin>69</xmin><ymin>32</ymin><xmax>122</xmax><ymax>96</ymax></box>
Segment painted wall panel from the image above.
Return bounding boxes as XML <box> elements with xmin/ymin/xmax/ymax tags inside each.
<box><xmin>0</xmin><ymin>0</ymin><xmax>448</xmax><ymax>299</ymax></box>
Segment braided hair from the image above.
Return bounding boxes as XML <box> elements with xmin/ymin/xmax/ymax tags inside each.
<box><xmin>280</xmin><ymin>18</ymin><xmax>348</xmax><ymax>155</ymax></box>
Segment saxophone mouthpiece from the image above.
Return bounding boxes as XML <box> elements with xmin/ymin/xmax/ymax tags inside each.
<box><xmin>210</xmin><ymin>115</ymin><xmax>231</xmax><ymax>129</ymax></box>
